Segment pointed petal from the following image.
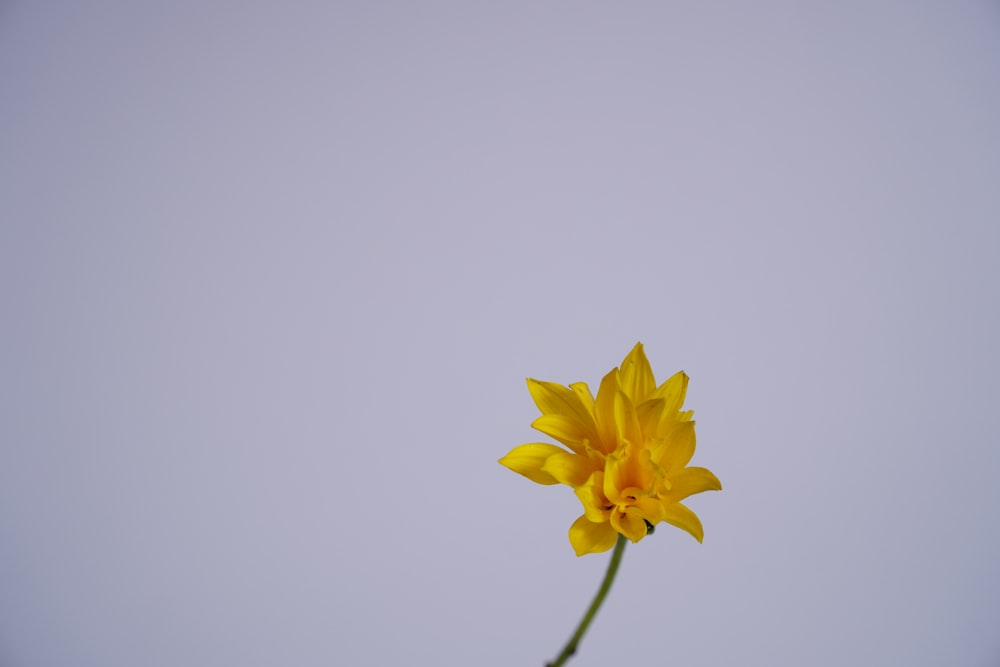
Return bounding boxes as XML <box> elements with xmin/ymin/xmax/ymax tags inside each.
<box><xmin>620</xmin><ymin>342</ymin><xmax>656</xmax><ymax>402</ymax></box>
<box><xmin>593</xmin><ymin>369</ymin><xmax>620</xmax><ymax>453</ymax></box>
<box><xmin>603</xmin><ymin>451</ymin><xmax>625</xmax><ymax>503</ymax></box>
<box><xmin>651</xmin><ymin>370</ymin><xmax>689</xmax><ymax>412</ymax></box>
<box><xmin>530</xmin><ymin>414</ymin><xmax>594</xmax><ymax>455</ymax></box>
<box><xmin>613</xmin><ymin>391</ymin><xmax>643</xmax><ymax>447</ymax></box>
<box><xmin>498</xmin><ymin>443</ymin><xmax>568</xmax><ymax>485</ymax></box>
<box><xmin>526</xmin><ymin>379</ymin><xmax>594</xmax><ymax>427</ymax></box>
<box><xmin>575</xmin><ymin>472</ymin><xmax>612</xmax><ymax>522</ymax></box>
<box><xmin>569</xmin><ymin>382</ymin><xmax>595</xmax><ymax>416</ymax></box>
<box><xmin>542</xmin><ymin>451</ymin><xmax>598</xmax><ymax>487</ymax></box>
<box><xmin>656</xmin><ymin>420</ymin><xmax>697</xmax><ymax>473</ymax></box>
<box><xmin>661</xmin><ymin>502</ymin><xmax>705</xmax><ymax>542</ymax></box>
<box><xmin>610</xmin><ymin>507</ymin><xmax>648</xmax><ymax>543</ymax></box>
<box><xmin>633</xmin><ymin>496</ymin><xmax>667</xmax><ymax>523</ymax></box>
<box><xmin>636</xmin><ymin>398</ymin><xmax>665</xmax><ymax>438</ymax></box>
<box><xmin>659</xmin><ymin>467</ymin><xmax>722</xmax><ymax>503</ymax></box>
<box><xmin>569</xmin><ymin>515</ymin><xmax>619</xmax><ymax>556</ymax></box>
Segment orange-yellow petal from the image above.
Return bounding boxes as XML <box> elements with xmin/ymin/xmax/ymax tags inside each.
<box><xmin>575</xmin><ymin>472</ymin><xmax>612</xmax><ymax>522</ymax></box>
<box><xmin>610</xmin><ymin>507</ymin><xmax>648</xmax><ymax>543</ymax></box>
<box><xmin>497</xmin><ymin>443</ymin><xmax>568</xmax><ymax>485</ymax></box>
<box><xmin>633</xmin><ymin>495</ymin><xmax>667</xmax><ymax>523</ymax></box>
<box><xmin>604</xmin><ymin>443</ymin><xmax>657</xmax><ymax>505</ymax></box>
<box><xmin>569</xmin><ymin>515</ymin><xmax>619</xmax><ymax>556</ymax></box>
<box><xmin>660</xmin><ymin>502</ymin><xmax>705</xmax><ymax>542</ymax></box>
<box><xmin>602</xmin><ymin>451</ymin><xmax>625</xmax><ymax>503</ymax></box>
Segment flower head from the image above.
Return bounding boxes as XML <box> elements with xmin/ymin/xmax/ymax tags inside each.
<box><xmin>499</xmin><ymin>343</ymin><xmax>721</xmax><ymax>556</ymax></box>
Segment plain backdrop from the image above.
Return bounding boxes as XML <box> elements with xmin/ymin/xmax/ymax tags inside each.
<box><xmin>2</xmin><ymin>2</ymin><xmax>999</xmax><ymax>666</ymax></box>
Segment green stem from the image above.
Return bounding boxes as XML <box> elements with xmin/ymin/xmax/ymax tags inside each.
<box><xmin>546</xmin><ymin>534</ymin><xmax>628</xmax><ymax>667</ymax></box>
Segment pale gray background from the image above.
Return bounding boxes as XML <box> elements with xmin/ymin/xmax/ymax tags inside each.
<box><xmin>1</xmin><ymin>2</ymin><xmax>998</xmax><ymax>666</ymax></box>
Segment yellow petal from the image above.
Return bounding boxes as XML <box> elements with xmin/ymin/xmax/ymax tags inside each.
<box><xmin>656</xmin><ymin>419</ymin><xmax>696</xmax><ymax>473</ymax></box>
<box><xmin>498</xmin><ymin>443</ymin><xmax>568</xmax><ymax>485</ymax></box>
<box><xmin>593</xmin><ymin>369</ymin><xmax>620</xmax><ymax>452</ymax></box>
<box><xmin>661</xmin><ymin>502</ymin><xmax>705</xmax><ymax>542</ymax></box>
<box><xmin>636</xmin><ymin>398</ymin><xmax>665</xmax><ymax>438</ymax></box>
<box><xmin>610</xmin><ymin>506</ymin><xmax>648</xmax><ymax>543</ymax></box>
<box><xmin>569</xmin><ymin>514</ymin><xmax>619</xmax><ymax>556</ymax></box>
<box><xmin>530</xmin><ymin>414</ymin><xmax>594</xmax><ymax>455</ymax></box>
<box><xmin>619</xmin><ymin>342</ymin><xmax>656</xmax><ymax>402</ymax></box>
<box><xmin>569</xmin><ymin>382</ymin><xmax>595</xmax><ymax>416</ymax></box>
<box><xmin>659</xmin><ymin>466</ymin><xmax>722</xmax><ymax>503</ymax></box>
<box><xmin>575</xmin><ymin>472</ymin><xmax>612</xmax><ymax>522</ymax></box>
<box><xmin>633</xmin><ymin>495</ymin><xmax>667</xmax><ymax>523</ymax></box>
<box><xmin>613</xmin><ymin>390</ymin><xmax>643</xmax><ymax>447</ymax></box>
<box><xmin>526</xmin><ymin>379</ymin><xmax>594</xmax><ymax>427</ymax></box>
<box><xmin>604</xmin><ymin>445</ymin><xmax>653</xmax><ymax>505</ymax></box>
<box><xmin>602</xmin><ymin>451</ymin><xmax>625</xmax><ymax>503</ymax></box>
<box><xmin>651</xmin><ymin>370</ymin><xmax>689</xmax><ymax>412</ymax></box>
<box><xmin>542</xmin><ymin>451</ymin><xmax>598</xmax><ymax>487</ymax></box>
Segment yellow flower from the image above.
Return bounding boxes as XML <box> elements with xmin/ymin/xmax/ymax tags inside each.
<box><xmin>499</xmin><ymin>343</ymin><xmax>722</xmax><ymax>556</ymax></box>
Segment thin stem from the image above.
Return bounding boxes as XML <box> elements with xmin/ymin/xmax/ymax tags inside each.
<box><xmin>546</xmin><ymin>534</ymin><xmax>628</xmax><ymax>667</ymax></box>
